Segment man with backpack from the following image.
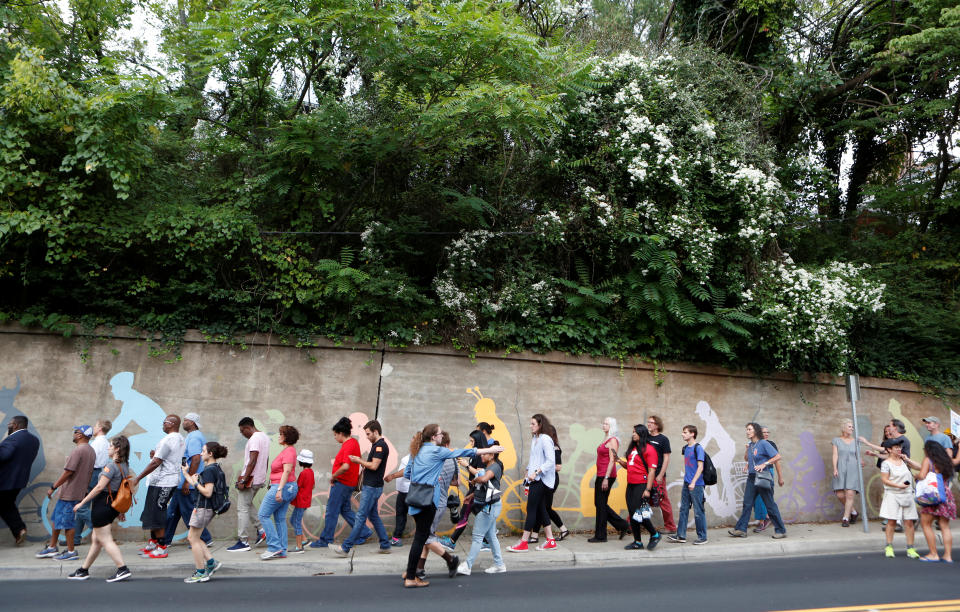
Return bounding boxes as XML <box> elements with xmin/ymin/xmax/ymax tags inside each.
<box><xmin>667</xmin><ymin>425</ymin><xmax>708</xmax><ymax>545</ymax></box>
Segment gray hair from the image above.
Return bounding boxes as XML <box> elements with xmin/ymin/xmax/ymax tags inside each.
<box><xmin>604</xmin><ymin>417</ymin><xmax>620</xmax><ymax>445</ymax></box>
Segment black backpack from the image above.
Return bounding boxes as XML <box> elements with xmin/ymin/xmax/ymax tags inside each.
<box><xmin>694</xmin><ymin>444</ymin><xmax>718</xmax><ymax>486</ymax></box>
<box><xmin>211</xmin><ymin>464</ymin><xmax>231</xmax><ymax>515</ymax></box>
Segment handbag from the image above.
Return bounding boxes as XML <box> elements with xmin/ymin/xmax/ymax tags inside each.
<box><xmin>406</xmin><ymin>482</ymin><xmax>435</xmax><ymax>509</ymax></box>
<box><xmin>915</xmin><ymin>472</ymin><xmax>946</xmax><ymax>506</ymax></box>
<box><xmin>755</xmin><ymin>469</ymin><xmax>774</xmax><ymax>491</ymax></box>
<box><xmin>108</xmin><ymin>465</ymin><xmax>134</xmax><ymax>513</ymax></box>
<box><xmin>633</xmin><ymin>502</ymin><xmax>653</xmax><ymax>522</ymax></box>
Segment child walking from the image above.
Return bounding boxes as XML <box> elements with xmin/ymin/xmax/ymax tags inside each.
<box><xmin>290</xmin><ymin>450</ymin><xmax>315</xmax><ymax>553</ymax></box>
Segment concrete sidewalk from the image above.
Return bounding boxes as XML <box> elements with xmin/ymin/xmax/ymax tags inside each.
<box><xmin>0</xmin><ymin>522</ymin><xmax>907</xmax><ymax>581</ymax></box>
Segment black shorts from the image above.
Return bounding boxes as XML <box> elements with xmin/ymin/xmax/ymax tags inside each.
<box><xmin>91</xmin><ymin>491</ymin><xmax>119</xmax><ymax>528</ymax></box>
<box><xmin>140</xmin><ymin>486</ymin><xmax>176</xmax><ymax>530</ymax></box>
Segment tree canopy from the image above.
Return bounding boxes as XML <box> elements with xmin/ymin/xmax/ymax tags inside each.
<box><xmin>1</xmin><ymin>0</ymin><xmax>958</xmax><ymax>391</ymax></box>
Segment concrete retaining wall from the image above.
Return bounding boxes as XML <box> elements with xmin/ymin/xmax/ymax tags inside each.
<box><xmin>1</xmin><ymin>325</ymin><xmax>957</xmax><ymax>544</ymax></box>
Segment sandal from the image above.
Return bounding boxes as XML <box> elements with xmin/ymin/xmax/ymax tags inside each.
<box><xmin>557</xmin><ymin>528</ymin><xmax>570</xmax><ymax>541</ymax></box>
<box><xmin>529</xmin><ymin>535</ymin><xmax>539</xmax><ymax>544</ymax></box>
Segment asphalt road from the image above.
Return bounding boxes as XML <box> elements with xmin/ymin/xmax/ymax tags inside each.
<box><xmin>3</xmin><ymin>551</ymin><xmax>958</xmax><ymax>612</ymax></box>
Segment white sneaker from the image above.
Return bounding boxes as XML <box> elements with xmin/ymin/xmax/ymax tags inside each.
<box><xmin>456</xmin><ymin>562</ymin><xmax>471</xmax><ymax>576</ymax></box>
<box><xmin>484</xmin><ymin>564</ymin><xmax>507</xmax><ymax>574</ymax></box>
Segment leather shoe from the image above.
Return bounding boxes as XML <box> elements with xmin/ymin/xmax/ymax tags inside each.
<box><xmin>587</xmin><ymin>537</ymin><xmax>607</xmax><ymax>543</ymax></box>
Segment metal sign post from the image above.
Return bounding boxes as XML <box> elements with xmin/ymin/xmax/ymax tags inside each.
<box><xmin>846</xmin><ymin>374</ymin><xmax>869</xmax><ymax>533</ymax></box>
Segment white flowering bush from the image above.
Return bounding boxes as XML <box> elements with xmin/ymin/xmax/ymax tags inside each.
<box><xmin>432</xmin><ymin>230</ymin><xmax>561</xmax><ymax>343</ymax></box>
<box><xmin>557</xmin><ymin>51</ymin><xmax>787</xmax><ymax>286</ymax></box>
<box><xmin>746</xmin><ymin>260</ymin><xmax>886</xmax><ymax>371</ymax></box>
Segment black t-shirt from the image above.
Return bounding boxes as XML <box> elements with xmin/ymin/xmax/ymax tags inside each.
<box><xmin>649</xmin><ymin>434</ymin><xmax>671</xmax><ymax>472</ymax></box>
<box><xmin>195</xmin><ymin>463</ymin><xmax>220</xmax><ymax>510</ymax></box>
<box><xmin>362</xmin><ymin>438</ymin><xmax>389</xmax><ymax>487</ymax></box>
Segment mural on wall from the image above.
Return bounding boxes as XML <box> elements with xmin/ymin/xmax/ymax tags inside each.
<box><xmin>106</xmin><ymin>371</ymin><xmax>169</xmax><ymax>529</ymax></box>
<box><xmin>467</xmin><ymin>387</ymin><xmax>517</xmax><ymax>470</ymax></box>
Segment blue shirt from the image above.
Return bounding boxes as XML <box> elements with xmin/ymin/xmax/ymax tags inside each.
<box><xmin>748</xmin><ymin>439</ymin><xmax>777</xmax><ymax>474</ymax></box>
<box><xmin>927</xmin><ymin>432</ymin><xmax>952</xmax><ymax>451</ymax></box>
<box><xmin>403</xmin><ymin>442</ymin><xmax>476</xmax><ymax>514</ymax></box>
<box><xmin>683</xmin><ymin>443</ymin><xmax>706</xmax><ymax>486</ymax></box>
<box><xmin>179</xmin><ymin>429</ymin><xmax>206</xmax><ymax>489</ymax></box>
<box><xmin>525</xmin><ymin>434</ymin><xmax>556</xmax><ymax>488</ymax></box>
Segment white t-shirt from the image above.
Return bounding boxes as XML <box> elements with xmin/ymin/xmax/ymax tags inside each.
<box><xmin>90</xmin><ymin>434</ymin><xmax>110</xmax><ymax>469</ymax></box>
<box><xmin>396</xmin><ymin>454</ymin><xmax>410</xmax><ymax>493</ymax></box>
<box><xmin>151</xmin><ymin>432</ymin><xmax>185</xmax><ymax>487</ymax></box>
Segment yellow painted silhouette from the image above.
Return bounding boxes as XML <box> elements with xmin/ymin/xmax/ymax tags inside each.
<box><xmin>888</xmin><ymin>399</ymin><xmax>925</xmax><ymax>457</ymax></box>
<box><xmin>467</xmin><ymin>387</ymin><xmax>517</xmax><ymax>470</ymax></box>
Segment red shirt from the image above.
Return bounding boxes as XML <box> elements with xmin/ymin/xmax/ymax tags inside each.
<box><xmin>293</xmin><ymin>466</ymin><xmax>315</xmax><ymax>508</ymax></box>
<box><xmin>626</xmin><ymin>444</ymin><xmax>658</xmax><ymax>484</ymax></box>
<box><xmin>596</xmin><ymin>439</ymin><xmax>617</xmax><ymax>480</ymax></box>
<box><xmin>270</xmin><ymin>446</ymin><xmax>297</xmax><ymax>485</ymax></box>
<box><xmin>334</xmin><ymin>437</ymin><xmax>361</xmax><ymax>487</ymax></box>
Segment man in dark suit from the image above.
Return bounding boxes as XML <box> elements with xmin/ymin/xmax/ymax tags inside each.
<box><xmin>0</xmin><ymin>415</ymin><xmax>41</xmax><ymax>545</ymax></box>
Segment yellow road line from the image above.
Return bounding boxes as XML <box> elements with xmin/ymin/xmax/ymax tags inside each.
<box><xmin>773</xmin><ymin>600</ymin><xmax>960</xmax><ymax>612</ymax></box>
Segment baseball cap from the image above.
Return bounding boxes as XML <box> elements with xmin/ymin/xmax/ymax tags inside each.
<box><xmin>74</xmin><ymin>425</ymin><xmax>93</xmax><ymax>437</ymax></box>
<box><xmin>184</xmin><ymin>412</ymin><xmax>201</xmax><ymax>429</ymax></box>
<box><xmin>922</xmin><ymin>416</ymin><xmax>941</xmax><ymax>425</ymax></box>
<box><xmin>297</xmin><ymin>449</ymin><xmax>314</xmax><ymax>465</ymax></box>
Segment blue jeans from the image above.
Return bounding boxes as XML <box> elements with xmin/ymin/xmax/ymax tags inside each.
<box><xmin>258</xmin><ymin>484</ymin><xmax>293</xmax><ymax>553</ymax></box>
<box><xmin>753</xmin><ymin>492</ymin><xmax>768</xmax><ymax>520</ymax></box>
<box><xmin>676</xmin><ymin>484</ymin><xmax>707</xmax><ymax>541</ymax></box>
<box><xmin>290</xmin><ymin>507</ymin><xmax>306</xmax><ymax>536</ymax></box>
<box><xmin>735</xmin><ymin>475</ymin><xmax>785</xmax><ymax>534</ymax></box>
<box><xmin>465</xmin><ymin>501</ymin><xmax>503</xmax><ymax>569</ymax></box>
<box><xmin>317</xmin><ymin>482</ymin><xmax>370</xmax><ymax>545</ymax></box>
<box><xmin>342</xmin><ymin>486</ymin><xmax>389</xmax><ymax>551</ymax></box>
<box><xmin>164</xmin><ymin>488</ymin><xmax>211</xmax><ymax>546</ymax></box>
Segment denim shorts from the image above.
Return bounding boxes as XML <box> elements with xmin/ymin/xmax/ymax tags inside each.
<box><xmin>53</xmin><ymin>499</ymin><xmax>77</xmax><ymax>530</ymax></box>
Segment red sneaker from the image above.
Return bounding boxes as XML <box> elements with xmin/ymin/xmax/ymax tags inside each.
<box><xmin>146</xmin><ymin>546</ymin><xmax>168</xmax><ymax>558</ymax></box>
<box><xmin>537</xmin><ymin>539</ymin><xmax>557</xmax><ymax>551</ymax></box>
<box><xmin>507</xmin><ymin>541</ymin><xmax>529</xmax><ymax>553</ymax></box>
<box><xmin>139</xmin><ymin>539</ymin><xmax>158</xmax><ymax>554</ymax></box>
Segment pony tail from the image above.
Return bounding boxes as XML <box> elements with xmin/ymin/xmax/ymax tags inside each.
<box><xmin>410</xmin><ymin>432</ymin><xmax>424</xmax><ymax>458</ymax></box>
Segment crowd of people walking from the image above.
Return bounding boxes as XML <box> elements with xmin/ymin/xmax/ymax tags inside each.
<box><xmin>0</xmin><ymin>408</ymin><xmax>958</xmax><ymax>586</ymax></box>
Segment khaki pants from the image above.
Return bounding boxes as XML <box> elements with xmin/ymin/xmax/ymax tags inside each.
<box><xmin>237</xmin><ymin>484</ymin><xmax>264</xmax><ymax>542</ymax></box>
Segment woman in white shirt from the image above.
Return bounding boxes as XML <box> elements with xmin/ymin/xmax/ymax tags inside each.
<box><xmin>507</xmin><ymin>414</ymin><xmax>558</xmax><ymax>552</ymax></box>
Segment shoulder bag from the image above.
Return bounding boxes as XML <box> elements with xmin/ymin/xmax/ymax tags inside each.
<box><xmin>108</xmin><ymin>464</ymin><xmax>134</xmax><ymax>513</ymax></box>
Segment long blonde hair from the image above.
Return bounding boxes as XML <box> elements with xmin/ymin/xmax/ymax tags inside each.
<box><xmin>410</xmin><ymin>424</ymin><xmax>439</xmax><ymax>457</ymax></box>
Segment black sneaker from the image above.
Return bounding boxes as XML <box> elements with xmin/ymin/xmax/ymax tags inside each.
<box><xmin>106</xmin><ymin>567</ymin><xmax>132</xmax><ymax>583</ymax></box>
<box><xmin>624</xmin><ymin>541</ymin><xmax>643</xmax><ymax>550</ymax></box>
<box><xmin>446</xmin><ymin>554</ymin><xmax>459</xmax><ymax>578</ymax></box>
<box><xmin>647</xmin><ymin>534</ymin><xmax>661</xmax><ymax>551</ymax></box>
<box><xmin>666</xmin><ymin>535</ymin><xmax>686</xmax><ymax>543</ymax></box>
<box><xmin>67</xmin><ymin>568</ymin><xmax>89</xmax><ymax>580</ymax></box>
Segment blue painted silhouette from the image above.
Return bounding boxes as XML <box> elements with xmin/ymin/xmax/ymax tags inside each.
<box><xmin>107</xmin><ymin>372</ymin><xmax>168</xmax><ymax>529</ymax></box>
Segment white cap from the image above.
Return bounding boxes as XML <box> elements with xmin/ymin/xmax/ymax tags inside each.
<box><xmin>297</xmin><ymin>449</ymin><xmax>314</xmax><ymax>465</ymax></box>
<box><xmin>184</xmin><ymin>412</ymin><xmax>201</xmax><ymax>429</ymax></box>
